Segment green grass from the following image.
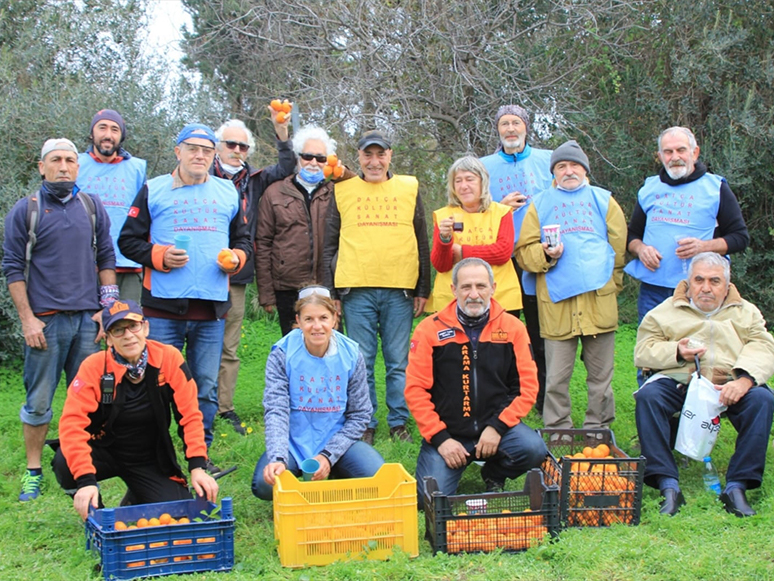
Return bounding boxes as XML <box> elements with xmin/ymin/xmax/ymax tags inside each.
<box><xmin>1</xmin><ymin>318</ymin><xmax>773</xmax><ymax>580</ymax></box>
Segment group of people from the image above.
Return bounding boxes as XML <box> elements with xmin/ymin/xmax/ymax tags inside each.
<box><xmin>3</xmin><ymin>102</ymin><xmax>772</xmax><ymax>523</ymax></box>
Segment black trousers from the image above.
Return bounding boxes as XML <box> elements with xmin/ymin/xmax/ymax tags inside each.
<box><xmin>52</xmin><ymin>446</ymin><xmax>191</xmax><ymax>505</ymax></box>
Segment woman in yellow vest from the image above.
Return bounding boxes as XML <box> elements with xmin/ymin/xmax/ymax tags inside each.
<box><xmin>426</xmin><ymin>156</ymin><xmax>522</xmax><ymax>313</ymax></box>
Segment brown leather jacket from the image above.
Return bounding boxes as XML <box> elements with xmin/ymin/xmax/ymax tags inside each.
<box><xmin>255</xmin><ymin>175</ymin><xmax>335</xmax><ymax>305</ymax></box>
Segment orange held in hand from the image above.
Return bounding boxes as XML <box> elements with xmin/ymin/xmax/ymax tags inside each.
<box><xmin>218</xmin><ymin>249</ymin><xmax>239</xmax><ymax>270</ymax></box>
<box><xmin>323</xmin><ymin>154</ymin><xmax>343</xmax><ymax>179</ymax></box>
<box><xmin>270</xmin><ymin>99</ymin><xmax>293</xmax><ymax>119</ymax></box>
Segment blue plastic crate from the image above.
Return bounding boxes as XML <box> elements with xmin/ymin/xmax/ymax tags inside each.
<box><xmin>85</xmin><ymin>496</ymin><xmax>234</xmax><ymax>580</ymax></box>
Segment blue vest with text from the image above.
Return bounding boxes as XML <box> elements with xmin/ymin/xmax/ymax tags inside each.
<box><xmin>533</xmin><ymin>184</ymin><xmax>614</xmax><ymax>303</ymax></box>
<box><xmin>624</xmin><ymin>173</ymin><xmax>722</xmax><ymax>289</ymax></box>
<box><xmin>481</xmin><ymin>146</ymin><xmax>553</xmax><ymax>294</ymax></box>
<box><xmin>277</xmin><ymin>329</ymin><xmax>358</xmax><ymax>465</ymax></box>
<box><xmin>76</xmin><ymin>153</ymin><xmax>146</xmax><ymax>268</ymax></box>
<box><xmin>147</xmin><ymin>174</ymin><xmax>238</xmax><ymax>301</ymax></box>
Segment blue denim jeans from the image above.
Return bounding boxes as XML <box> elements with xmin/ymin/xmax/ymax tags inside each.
<box><xmin>636</xmin><ymin>282</ymin><xmax>674</xmax><ymax>386</ymax></box>
<box><xmin>635</xmin><ymin>377</ymin><xmax>774</xmax><ymax>490</ymax></box>
<box><xmin>342</xmin><ymin>288</ymin><xmax>414</xmax><ymax>429</ymax></box>
<box><xmin>414</xmin><ymin>422</ymin><xmax>547</xmax><ymax>510</ymax></box>
<box><xmin>21</xmin><ymin>311</ymin><xmax>99</xmax><ymax>425</ymax></box>
<box><xmin>147</xmin><ymin>317</ymin><xmax>225</xmax><ymax>447</ymax></box>
<box><xmin>637</xmin><ymin>282</ymin><xmax>674</xmax><ymax>323</ymax></box>
<box><xmin>251</xmin><ymin>441</ymin><xmax>385</xmax><ymax>500</ymax></box>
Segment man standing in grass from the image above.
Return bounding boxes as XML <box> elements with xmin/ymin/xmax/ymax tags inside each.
<box><xmin>76</xmin><ymin>109</ymin><xmax>147</xmax><ymax>303</ymax></box>
<box><xmin>212</xmin><ymin>114</ymin><xmax>294</xmax><ymax>435</ymax></box>
<box><xmin>322</xmin><ymin>130</ymin><xmax>431</xmax><ymax>445</ymax></box>
<box><xmin>480</xmin><ymin>104</ymin><xmax>553</xmax><ymax>414</ymax></box>
<box><xmin>625</xmin><ymin>127</ymin><xmax>748</xmax><ymax>322</ymax></box>
<box><xmin>2</xmin><ymin>138</ymin><xmax>116</xmax><ymax>501</ymax></box>
<box><xmin>635</xmin><ymin>252</ymin><xmax>774</xmax><ymax>517</ymax></box>
<box><xmin>515</xmin><ymin>140</ymin><xmax>626</xmax><ymax>433</ymax></box>
<box><xmin>119</xmin><ymin>124</ymin><xmax>252</xmax><ymax>474</ymax></box>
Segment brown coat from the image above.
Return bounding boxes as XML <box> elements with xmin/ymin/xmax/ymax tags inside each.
<box><xmin>255</xmin><ymin>175</ymin><xmax>334</xmax><ymax>306</ymax></box>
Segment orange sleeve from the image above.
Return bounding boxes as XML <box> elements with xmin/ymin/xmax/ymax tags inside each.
<box><xmin>231</xmin><ymin>248</ymin><xmax>247</xmax><ymax>274</ymax></box>
<box><xmin>496</xmin><ymin>319</ymin><xmax>539</xmax><ymax>427</ymax></box>
<box><xmin>151</xmin><ymin>244</ymin><xmax>172</xmax><ymax>272</ymax></box>
<box><xmin>59</xmin><ymin>354</ymin><xmax>106</xmax><ymax>483</ymax></box>
<box><xmin>405</xmin><ymin>321</ymin><xmax>449</xmax><ymax>444</ymax></box>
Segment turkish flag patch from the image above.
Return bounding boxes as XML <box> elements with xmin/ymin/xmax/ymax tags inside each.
<box><xmin>128</xmin><ymin>206</ymin><xmax>140</xmax><ymax>218</ymax></box>
<box><xmin>72</xmin><ymin>377</ymin><xmax>84</xmax><ymax>393</ymax></box>
<box><xmin>410</xmin><ymin>340</ymin><xmax>418</xmax><ymax>352</ymax></box>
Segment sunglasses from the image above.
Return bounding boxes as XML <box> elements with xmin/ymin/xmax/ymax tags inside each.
<box><xmin>223</xmin><ymin>141</ymin><xmax>250</xmax><ymax>153</ymax></box>
<box><xmin>299</xmin><ymin>153</ymin><xmax>328</xmax><ymax>163</ymax></box>
<box><xmin>107</xmin><ymin>320</ymin><xmax>144</xmax><ymax>338</ymax></box>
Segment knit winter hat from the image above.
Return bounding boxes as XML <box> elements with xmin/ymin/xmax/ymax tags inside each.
<box><xmin>495</xmin><ymin>105</ymin><xmax>530</xmax><ymax>136</ymax></box>
<box><xmin>550</xmin><ymin>140</ymin><xmax>590</xmax><ymax>174</ymax></box>
<box><xmin>90</xmin><ymin>109</ymin><xmax>126</xmax><ymax>143</ymax></box>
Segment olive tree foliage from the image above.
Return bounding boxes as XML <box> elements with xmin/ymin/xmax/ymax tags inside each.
<box><xmin>181</xmin><ymin>0</ymin><xmax>647</xmax><ymax>207</ymax></box>
<box><xmin>0</xmin><ymin>0</ymin><xmax>221</xmax><ymax>362</ymax></box>
<box><xmin>182</xmin><ymin>0</ymin><xmax>774</xmax><ymax>321</ymax></box>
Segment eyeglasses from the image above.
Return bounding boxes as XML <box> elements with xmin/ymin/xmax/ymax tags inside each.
<box><xmin>223</xmin><ymin>141</ymin><xmax>249</xmax><ymax>153</ymax></box>
<box><xmin>181</xmin><ymin>142</ymin><xmax>215</xmax><ymax>155</ymax></box>
<box><xmin>107</xmin><ymin>320</ymin><xmax>144</xmax><ymax>338</ymax></box>
<box><xmin>299</xmin><ymin>153</ymin><xmax>328</xmax><ymax>163</ymax></box>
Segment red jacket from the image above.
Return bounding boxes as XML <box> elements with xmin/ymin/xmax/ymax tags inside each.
<box><xmin>405</xmin><ymin>299</ymin><xmax>538</xmax><ymax>447</ymax></box>
<box><xmin>59</xmin><ymin>340</ymin><xmax>208</xmax><ymax>489</ymax></box>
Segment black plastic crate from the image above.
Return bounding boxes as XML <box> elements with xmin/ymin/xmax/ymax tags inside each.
<box><xmin>423</xmin><ymin>469</ymin><xmax>559</xmax><ymax>554</ymax></box>
<box><xmin>539</xmin><ymin>428</ymin><xmax>645</xmax><ymax>527</ymax></box>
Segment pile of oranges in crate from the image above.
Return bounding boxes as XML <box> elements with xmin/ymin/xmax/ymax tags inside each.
<box><xmin>445</xmin><ymin>509</ymin><xmax>548</xmax><ymax>553</ymax></box>
<box><xmin>113</xmin><ymin>512</ymin><xmax>191</xmax><ymax>530</ymax></box>
<box><xmin>563</xmin><ymin>444</ymin><xmax>636</xmax><ymax>526</ymax></box>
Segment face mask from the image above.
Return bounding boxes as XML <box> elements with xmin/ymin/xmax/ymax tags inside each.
<box><xmin>218</xmin><ymin>160</ymin><xmax>243</xmax><ymax>175</ymax></box>
<box><xmin>43</xmin><ymin>180</ymin><xmax>76</xmax><ymax>199</ymax></box>
<box><xmin>299</xmin><ymin>166</ymin><xmax>324</xmax><ymax>185</ymax></box>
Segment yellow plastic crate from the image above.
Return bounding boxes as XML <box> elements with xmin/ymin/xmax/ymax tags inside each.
<box><xmin>273</xmin><ymin>463</ymin><xmax>419</xmax><ymax>568</ymax></box>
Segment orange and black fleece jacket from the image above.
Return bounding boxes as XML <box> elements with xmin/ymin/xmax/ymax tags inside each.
<box><xmin>59</xmin><ymin>340</ymin><xmax>208</xmax><ymax>489</ymax></box>
<box><xmin>405</xmin><ymin>299</ymin><xmax>538</xmax><ymax>448</ymax></box>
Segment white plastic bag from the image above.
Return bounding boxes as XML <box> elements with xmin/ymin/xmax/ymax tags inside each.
<box><xmin>674</xmin><ymin>360</ymin><xmax>727</xmax><ymax>461</ymax></box>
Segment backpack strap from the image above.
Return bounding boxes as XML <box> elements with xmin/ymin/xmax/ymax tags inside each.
<box><xmin>24</xmin><ymin>192</ymin><xmax>41</xmax><ymax>281</ymax></box>
<box><xmin>76</xmin><ymin>192</ymin><xmax>98</xmax><ymax>263</ymax></box>
<box><xmin>24</xmin><ymin>190</ymin><xmax>98</xmax><ymax>280</ymax></box>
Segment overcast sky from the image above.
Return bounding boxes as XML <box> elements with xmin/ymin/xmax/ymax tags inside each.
<box><xmin>145</xmin><ymin>0</ymin><xmax>191</xmax><ymax>65</ymax></box>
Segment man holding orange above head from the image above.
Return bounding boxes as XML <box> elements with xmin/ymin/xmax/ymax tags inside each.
<box><xmin>212</xmin><ymin>112</ymin><xmax>295</xmax><ymax>435</ymax></box>
<box><xmin>119</xmin><ymin>124</ymin><xmax>252</xmax><ymax>473</ymax></box>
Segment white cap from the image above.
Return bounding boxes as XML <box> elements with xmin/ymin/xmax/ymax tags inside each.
<box><xmin>40</xmin><ymin>138</ymin><xmax>78</xmax><ymax>161</ymax></box>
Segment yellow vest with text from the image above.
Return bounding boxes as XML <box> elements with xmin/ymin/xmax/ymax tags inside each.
<box><xmin>334</xmin><ymin>175</ymin><xmax>420</xmax><ymax>289</ymax></box>
<box><xmin>426</xmin><ymin>202</ymin><xmax>522</xmax><ymax>312</ymax></box>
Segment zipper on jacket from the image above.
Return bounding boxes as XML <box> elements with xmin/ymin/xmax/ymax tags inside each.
<box><xmin>471</xmin><ymin>347</ymin><xmax>479</xmax><ymax>433</ymax></box>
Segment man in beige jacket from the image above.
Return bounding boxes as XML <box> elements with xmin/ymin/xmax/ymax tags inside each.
<box><xmin>515</xmin><ymin>140</ymin><xmax>626</xmax><ymax>432</ymax></box>
<box><xmin>634</xmin><ymin>252</ymin><xmax>774</xmax><ymax>517</ymax></box>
